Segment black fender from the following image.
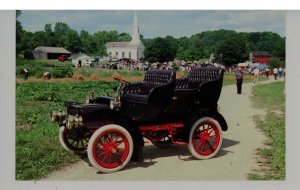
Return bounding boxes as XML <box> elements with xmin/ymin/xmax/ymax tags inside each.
<box><xmin>114</xmin><ymin>116</ymin><xmax>145</xmax><ymax>161</ymax></box>
<box><xmin>185</xmin><ymin>109</ymin><xmax>228</xmax><ymax>133</ymax></box>
<box><xmin>114</xmin><ymin>116</ymin><xmax>144</xmax><ymax>147</ymax></box>
<box><xmin>212</xmin><ymin>112</ymin><xmax>228</xmax><ymax>131</ymax></box>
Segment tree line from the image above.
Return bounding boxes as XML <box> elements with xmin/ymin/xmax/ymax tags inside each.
<box><xmin>143</xmin><ymin>30</ymin><xmax>285</xmax><ymax>66</ymax></box>
<box><xmin>16</xmin><ymin>11</ymin><xmax>285</xmax><ymax>66</ymax></box>
<box><xmin>16</xmin><ymin>11</ymin><xmax>131</xmax><ymax>57</ymax></box>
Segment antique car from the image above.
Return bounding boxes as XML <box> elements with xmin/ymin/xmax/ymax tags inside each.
<box><xmin>51</xmin><ymin>67</ymin><xmax>228</xmax><ymax>173</ymax></box>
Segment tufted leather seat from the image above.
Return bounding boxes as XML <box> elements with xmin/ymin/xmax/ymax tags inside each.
<box><xmin>122</xmin><ymin>70</ymin><xmax>176</xmax><ymax>105</ymax></box>
<box><xmin>167</xmin><ymin>67</ymin><xmax>224</xmax><ymax>113</ymax></box>
<box><xmin>187</xmin><ymin>67</ymin><xmax>222</xmax><ymax>89</ymax></box>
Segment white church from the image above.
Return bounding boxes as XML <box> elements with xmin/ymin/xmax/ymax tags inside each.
<box><xmin>105</xmin><ymin>13</ymin><xmax>145</xmax><ymax>61</ymax></box>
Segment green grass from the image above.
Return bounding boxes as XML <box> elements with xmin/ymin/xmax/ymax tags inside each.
<box><xmin>252</xmin><ymin>81</ymin><xmax>285</xmax><ymax>112</ymax></box>
<box><xmin>249</xmin><ymin>81</ymin><xmax>285</xmax><ymax>180</ymax></box>
<box><xmin>222</xmin><ymin>73</ymin><xmax>268</xmax><ymax>86</ymax></box>
<box><xmin>16</xmin><ymin>81</ymin><xmax>117</xmax><ymax>180</ymax></box>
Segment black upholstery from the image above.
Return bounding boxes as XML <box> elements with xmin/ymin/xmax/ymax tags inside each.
<box><xmin>187</xmin><ymin>67</ymin><xmax>222</xmax><ymax>89</ymax></box>
<box><xmin>140</xmin><ymin>70</ymin><xmax>176</xmax><ymax>95</ymax></box>
<box><xmin>122</xmin><ymin>70</ymin><xmax>176</xmax><ymax>105</ymax></box>
<box><xmin>167</xmin><ymin>67</ymin><xmax>224</xmax><ymax>113</ymax></box>
<box><xmin>121</xmin><ymin>69</ymin><xmax>176</xmax><ymax>121</ymax></box>
<box><xmin>175</xmin><ymin>78</ymin><xmax>189</xmax><ymax>89</ymax></box>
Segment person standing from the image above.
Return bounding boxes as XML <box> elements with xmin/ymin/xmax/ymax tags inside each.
<box><xmin>279</xmin><ymin>66</ymin><xmax>283</xmax><ymax>78</ymax></box>
<box><xmin>235</xmin><ymin>68</ymin><xmax>243</xmax><ymax>94</ymax></box>
<box><xmin>265</xmin><ymin>67</ymin><xmax>270</xmax><ymax>78</ymax></box>
<box><xmin>273</xmin><ymin>67</ymin><xmax>279</xmax><ymax>80</ymax></box>
<box><xmin>22</xmin><ymin>68</ymin><xmax>29</xmax><ymax>80</ymax></box>
<box><xmin>253</xmin><ymin>67</ymin><xmax>260</xmax><ymax>84</ymax></box>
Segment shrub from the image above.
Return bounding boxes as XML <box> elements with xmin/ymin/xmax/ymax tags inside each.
<box><xmin>52</xmin><ymin>67</ymin><xmax>73</xmax><ymax>78</ymax></box>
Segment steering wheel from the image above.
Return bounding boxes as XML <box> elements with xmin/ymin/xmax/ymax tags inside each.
<box><xmin>112</xmin><ymin>75</ymin><xmax>131</xmax><ymax>85</ymax></box>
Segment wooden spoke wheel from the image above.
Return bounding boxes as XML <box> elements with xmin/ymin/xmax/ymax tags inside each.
<box><xmin>188</xmin><ymin>117</ymin><xmax>222</xmax><ymax>159</ymax></box>
<box><xmin>87</xmin><ymin>124</ymin><xmax>133</xmax><ymax>173</ymax></box>
<box><xmin>59</xmin><ymin>126</ymin><xmax>89</xmax><ymax>154</ymax></box>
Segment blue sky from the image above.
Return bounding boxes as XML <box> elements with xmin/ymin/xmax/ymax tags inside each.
<box><xmin>19</xmin><ymin>10</ymin><xmax>286</xmax><ymax>38</ymax></box>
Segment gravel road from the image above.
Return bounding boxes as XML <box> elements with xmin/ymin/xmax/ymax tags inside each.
<box><xmin>45</xmin><ymin>77</ymin><xmax>283</xmax><ymax>180</ymax></box>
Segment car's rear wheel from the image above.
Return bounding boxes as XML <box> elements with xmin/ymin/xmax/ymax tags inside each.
<box><xmin>188</xmin><ymin>117</ymin><xmax>222</xmax><ymax>159</ymax></box>
<box><xmin>59</xmin><ymin>126</ymin><xmax>88</xmax><ymax>154</ymax></box>
<box><xmin>87</xmin><ymin>124</ymin><xmax>133</xmax><ymax>173</ymax></box>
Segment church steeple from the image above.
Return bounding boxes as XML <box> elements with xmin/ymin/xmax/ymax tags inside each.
<box><xmin>130</xmin><ymin>12</ymin><xmax>141</xmax><ymax>44</ymax></box>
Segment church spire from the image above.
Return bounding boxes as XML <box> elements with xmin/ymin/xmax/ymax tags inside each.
<box><xmin>131</xmin><ymin>11</ymin><xmax>141</xmax><ymax>44</ymax></box>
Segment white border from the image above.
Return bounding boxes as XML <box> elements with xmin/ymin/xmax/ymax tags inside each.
<box><xmin>0</xmin><ymin>0</ymin><xmax>299</xmax><ymax>10</ymax></box>
<box><xmin>1</xmin><ymin>9</ymin><xmax>300</xmax><ymax>190</ymax></box>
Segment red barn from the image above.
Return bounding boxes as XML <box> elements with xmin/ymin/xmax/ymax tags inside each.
<box><xmin>251</xmin><ymin>51</ymin><xmax>271</xmax><ymax>64</ymax></box>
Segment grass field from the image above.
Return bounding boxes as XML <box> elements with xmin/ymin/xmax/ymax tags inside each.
<box><xmin>16</xmin><ymin>81</ymin><xmax>116</xmax><ymax>180</ymax></box>
<box><xmin>249</xmin><ymin>81</ymin><xmax>285</xmax><ymax>180</ymax></box>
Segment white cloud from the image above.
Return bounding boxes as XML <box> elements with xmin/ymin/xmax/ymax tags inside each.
<box><xmin>19</xmin><ymin>10</ymin><xmax>286</xmax><ymax>38</ymax></box>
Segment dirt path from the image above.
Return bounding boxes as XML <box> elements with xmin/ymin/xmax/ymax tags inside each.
<box><xmin>45</xmin><ymin>77</ymin><xmax>284</xmax><ymax>180</ymax></box>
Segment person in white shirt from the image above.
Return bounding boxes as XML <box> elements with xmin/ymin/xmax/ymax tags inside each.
<box><xmin>253</xmin><ymin>67</ymin><xmax>260</xmax><ymax>84</ymax></box>
<box><xmin>273</xmin><ymin>67</ymin><xmax>279</xmax><ymax>80</ymax></box>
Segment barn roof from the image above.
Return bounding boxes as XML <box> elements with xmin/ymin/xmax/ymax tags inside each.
<box><xmin>33</xmin><ymin>46</ymin><xmax>71</xmax><ymax>54</ymax></box>
<box><xmin>70</xmin><ymin>53</ymin><xmax>92</xmax><ymax>60</ymax></box>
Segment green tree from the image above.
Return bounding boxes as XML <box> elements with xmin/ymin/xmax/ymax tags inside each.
<box><xmin>215</xmin><ymin>35</ymin><xmax>249</xmax><ymax>66</ymax></box>
<box><xmin>245</xmin><ymin>32</ymin><xmax>282</xmax><ymax>52</ymax></box>
<box><xmin>18</xmin><ymin>31</ymin><xmax>37</xmax><ymax>55</ymax></box>
<box><xmin>144</xmin><ymin>37</ymin><xmax>177</xmax><ymax>63</ymax></box>
<box><xmin>80</xmin><ymin>30</ymin><xmax>90</xmax><ymax>53</ymax></box>
<box><xmin>273</xmin><ymin>37</ymin><xmax>285</xmax><ymax>61</ymax></box>
<box><xmin>65</xmin><ymin>29</ymin><xmax>82</xmax><ymax>53</ymax></box>
<box><xmin>118</xmin><ymin>32</ymin><xmax>131</xmax><ymax>41</ymax></box>
<box><xmin>268</xmin><ymin>57</ymin><xmax>285</xmax><ymax>69</ymax></box>
<box><xmin>44</xmin><ymin>24</ymin><xmax>55</xmax><ymax>46</ymax></box>
<box><xmin>32</xmin><ymin>31</ymin><xmax>46</xmax><ymax>48</ymax></box>
<box><xmin>16</xmin><ymin>10</ymin><xmax>23</xmax><ymax>54</ymax></box>
<box><xmin>54</xmin><ymin>22</ymin><xmax>70</xmax><ymax>47</ymax></box>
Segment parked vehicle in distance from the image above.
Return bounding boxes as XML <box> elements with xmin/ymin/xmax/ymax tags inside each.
<box><xmin>51</xmin><ymin>67</ymin><xmax>228</xmax><ymax>173</ymax></box>
<box><xmin>58</xmin><ymin>55</ymin><xmax>68</xmax><ymax>62</ymax></box>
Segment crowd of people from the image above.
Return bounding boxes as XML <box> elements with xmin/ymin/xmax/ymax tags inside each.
<box><xmin>92</xmin><ymin>59</ymin><xmax>216</xmax><ymax>72</ymax></box>
<box><xmin>234</xmin><ymin>65</ymin><xmax>285</xmax><ymax>94</ymax></box>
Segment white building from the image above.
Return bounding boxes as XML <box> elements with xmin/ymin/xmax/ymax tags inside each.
<box><xmin>105</xmin><ymin>12</ymin><xmax>145</xmax><ymax>61</ymax></box>
<box><xmin>71</xmin><ymin>53</ymin><xmax>93</xmax><ymax>67</ymax></box>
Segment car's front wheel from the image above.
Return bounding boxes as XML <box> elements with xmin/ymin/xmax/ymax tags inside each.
<box><xmin>87</xmin><ymin>124</ymin><xmax>133</xmax><ymax>173</ymax></box>
<box><xmin>59</xmin><ymin>126</ymin><xmax>88</xmax><ymax>154</ymax></box>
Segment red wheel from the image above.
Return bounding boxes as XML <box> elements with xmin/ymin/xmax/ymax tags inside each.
<box><xmin>87</xmin><ymin>124</ymin><xmax>133</xmax><ymax>173</ymax></box>
<box><xmin>59</xmin><ymin>126</ymin><xmax>89</xmax><ymax>154</ymax></box>
<box><xmin>188</xmin><ymin>117</ymin><xmax>223</xmax><ymax>159</ymax></box>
